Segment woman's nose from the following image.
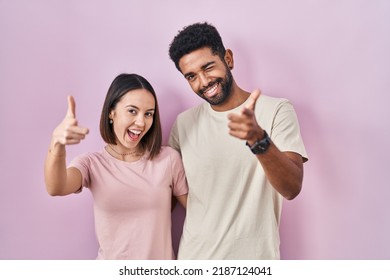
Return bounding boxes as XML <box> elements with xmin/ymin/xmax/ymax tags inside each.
<box><xmin>134</xmin><ymin>115</ymin><xmax>145</xmax><ymax>127</ymax></box>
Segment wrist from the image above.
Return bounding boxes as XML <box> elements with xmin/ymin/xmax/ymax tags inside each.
<box><xmin>49</xmin><ymin>140</ymin><xmax>66</xmax><ymax>157</ymax></box>
<box><xmin>246</xmin><ymin>130</ymin><xmax>271</xmax><ymax>155</ymax></box>
<box><xmin>247</xmin><ymin>129</ymin><xmax>266</xmax><ymax>146</ymax></box>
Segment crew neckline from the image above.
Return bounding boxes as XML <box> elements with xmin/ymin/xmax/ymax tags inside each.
<box><xmin>205</xmin><ymin>96</ymin><xmax>253</xmax><ymax>118</ymax></box>
<box><xmin>102</xmin><ymin>145</ymin><xmax>148</xmax><ymax>165</ymax></box>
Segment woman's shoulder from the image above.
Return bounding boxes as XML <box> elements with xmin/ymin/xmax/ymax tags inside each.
<box><xmin>159</xmin><ymin>146</ymin><xmax>180</xmax><ymax>156</ymax></box>
<box><xmin>155</xmin><ymin>146</ymin><xmax>182</xmax><ymax>162</ymax></box>
<box><xmin>71</xmin><ymin>149</ymin><xmax>106</xmax><ymax>163</ymax></box>
<box><xmin>154</xmin><ymin>146</ymin><xmax>184</xmax><ymax>173</ymax></box>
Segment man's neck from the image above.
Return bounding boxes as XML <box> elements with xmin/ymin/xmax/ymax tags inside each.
<box><xmin>210</xmin><ymin>84</ymin><xmax>250</xmax><ymax>112</ymax></box>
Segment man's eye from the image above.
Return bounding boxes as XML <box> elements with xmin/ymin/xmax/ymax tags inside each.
<box><xmin>186</xmin><ymin>75</ymin><xmax>195</xmax><ymax>81</ymax></box>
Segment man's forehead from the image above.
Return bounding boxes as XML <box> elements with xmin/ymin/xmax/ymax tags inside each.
<box><xmin>179</xmin><ymin>47</ymin><xmax>220</xmax><ymax>72</ymax></box>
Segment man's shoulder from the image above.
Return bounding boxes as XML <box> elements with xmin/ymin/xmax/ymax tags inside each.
<box><xmin>259</xmin><ymin>94</ymin><xmax>289</xmax><ymax>107</ymax></box>
<box><xmin>177</xmin><ymin>102</ymin><xmax>206</xmax><ymax>120</ymax></box>
<box><xmin>256</xmin><ymin>94</ymin><xmax>293</xmax><ymax>115</ymax></box>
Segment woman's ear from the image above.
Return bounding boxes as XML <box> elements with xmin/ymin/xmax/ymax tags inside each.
<box><xmin>224</xmin><ymin>49</ymin><xmax>234</xmax><ymax>70</ymax></box>
<box><xmin>109</xmin><ymin>111</ymin><xmax>115</xmax><ymax>121</ymax></box>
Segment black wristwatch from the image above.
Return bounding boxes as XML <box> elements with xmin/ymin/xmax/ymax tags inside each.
<box><xmin>246</xmin><ymin>130</ymin><xmax>271</xmax><ymax>154</ymax></box>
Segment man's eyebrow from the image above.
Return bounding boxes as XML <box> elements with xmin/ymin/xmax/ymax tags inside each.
<box><xmin>201</xmin><ymin>61</ymin><xmax>215</xmax><ymax>70</ymax></box>
<box><xmin>183</xmin><ymin>61</ymin><xmax>216</xmax><ymax>79</ymax></box>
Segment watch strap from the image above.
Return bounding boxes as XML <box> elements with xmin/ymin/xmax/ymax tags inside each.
<box><xmin>246</xmin><ymin>130</ymin><xmax>271</xmax><ymax>154</ymax></box>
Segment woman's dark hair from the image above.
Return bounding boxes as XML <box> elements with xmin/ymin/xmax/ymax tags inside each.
<box><xmin>169</xmin><ymin>22</ymin><xmax>226</xmax><ymax>71</ymax></box>
<box><xmin>99</xmin><ymin>73</ymin><xmax>162</xmax><ymax>160</ymax></box>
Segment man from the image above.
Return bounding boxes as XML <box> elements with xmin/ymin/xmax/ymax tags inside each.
<box><xmin>168</xmin><ymin>22</ymin><xmax>308</xmax><ymax>259</ymax></box>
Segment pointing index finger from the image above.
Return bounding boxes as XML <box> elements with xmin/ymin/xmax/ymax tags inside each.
<box><xmin>244</xmin><ymin>89</ymin><xmax>261</xmax><ymax>111</ymax></box>
<box><xmin>67</xmin><ymin>95</ymin><xmax>76</xmax><ymax>118</ymax></box>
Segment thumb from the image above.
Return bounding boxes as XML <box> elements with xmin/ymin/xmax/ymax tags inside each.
<box><xmin>66</xmin><ymin>95</ymin><xmax>76</xmax><ymax>118</ymax></box>
<box><xmin>245</xmin><ymin>89</ymin><xmax>261</xmax><ymax>111</ymax></box>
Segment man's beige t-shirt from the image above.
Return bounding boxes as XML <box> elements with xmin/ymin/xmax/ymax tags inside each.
<box><xmin>169</xmin><ymin>95</ymin><xmax>308</xmax><ymax>259</ymax></box>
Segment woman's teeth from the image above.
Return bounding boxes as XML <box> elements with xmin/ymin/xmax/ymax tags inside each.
<box><xmin>129</xmin><ymin>129</ymin><xmax>141</xmax><ymax>135</ymax></box>
<box><xmin>128</xmin><ymin>129</ymin><xmax>142</xmax><ymax>140</ymax></box>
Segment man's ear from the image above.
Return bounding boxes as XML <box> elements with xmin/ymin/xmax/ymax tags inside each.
<box><xmin>224</xmin><ymin>49</ymin><xmax>234</xmax><ymax>70</ymax></box>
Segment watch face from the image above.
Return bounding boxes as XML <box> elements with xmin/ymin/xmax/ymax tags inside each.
<box><xmin>246</xmin><ymin>131</ymin><xmax>271</xmax><ymax>154</ymax></box>
<box><xmin>251</xmin><ymin>135</ymin><xmax>270</xmax><ymax>154</ymax></box>
<box><xmin>253</xmin><ymin>144</ymin><xmax>266</xmax><ymax>153</ymax></box>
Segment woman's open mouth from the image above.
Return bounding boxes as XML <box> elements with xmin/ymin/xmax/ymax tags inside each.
<box><xmin>128</xmin><ymin>129</ymin><xmax>142</xmax><ymax>141</ymax></box>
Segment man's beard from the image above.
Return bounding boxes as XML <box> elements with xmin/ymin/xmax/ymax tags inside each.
<box><xmin>198</xmin><ymin>69</ymin><xmax>233</xmax><ymax>106</ymax></box>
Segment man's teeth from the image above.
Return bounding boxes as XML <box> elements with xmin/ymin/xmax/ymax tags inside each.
<box><xmin>206</xmin><ymin>84</ymin><xmax>218</xmax><ymax>94</ymax></box>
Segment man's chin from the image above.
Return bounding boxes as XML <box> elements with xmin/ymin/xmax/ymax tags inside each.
<box><xmin>206</xmin><ymin>97</ymin><xmax>224</xmax><ymax>106</ymax></box>
<box><xmin>199</xmin><ymin>92</ymin><xmax>227</xmax><ymax>105</ymax></box>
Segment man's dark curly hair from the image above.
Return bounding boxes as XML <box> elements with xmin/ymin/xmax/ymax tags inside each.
<box><xmin>169</xmin><ymin>22</ymin><xmax>226</xmax><ymax>71</ymax></box>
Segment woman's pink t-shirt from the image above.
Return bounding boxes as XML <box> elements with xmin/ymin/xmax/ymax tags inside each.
<box><xmin>69</xmin><ymin>146</ymin><xmax>188</xmax><ymax>260</ymax></box>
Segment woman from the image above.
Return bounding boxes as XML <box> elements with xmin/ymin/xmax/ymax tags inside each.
<box><xmin>44</xmin><ymin>73</ymin><xmax>188</xmax><ymax>260</ymax></box>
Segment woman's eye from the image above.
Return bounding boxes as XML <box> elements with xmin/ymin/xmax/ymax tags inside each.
<box><xmin>128</xmin><ymin>109</ymin><xmax>137</xmax><ymax>115</ymax></box>
<box><xmin>145</xmin><ymin>112</ymin><xmax>154</xmax><ymax>118</ymax></box>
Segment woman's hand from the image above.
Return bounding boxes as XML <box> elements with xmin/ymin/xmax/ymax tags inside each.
<box><xmin>52</xmin><ymin>96</ymin><xmax>89</xmax><ymax>147</ymax></box>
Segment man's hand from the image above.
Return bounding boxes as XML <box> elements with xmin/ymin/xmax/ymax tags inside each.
<box><xmin>227</xmin><ymin>89</ymin><xmax>263</xmax><ymax>145</ymax></box>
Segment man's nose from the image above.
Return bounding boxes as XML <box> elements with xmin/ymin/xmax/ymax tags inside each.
<box><xmin>198</xmin><ymin>73</ymin><xmax>211</xmax><ymax>88</ymax></box>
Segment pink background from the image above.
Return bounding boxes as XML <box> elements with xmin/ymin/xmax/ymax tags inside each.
<box><xmin>1</xmin><ymin>1</ymin><xmax>389</xmax><ymax>259</ymax></box>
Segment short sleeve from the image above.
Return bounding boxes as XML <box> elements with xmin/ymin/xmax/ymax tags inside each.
<box><xmin>168</xmin><ymin>119</ymin><xmax>181</xmax><ymax>153</ymax></box>
<box><xmin>169</xmin><ymin>148</ymin><xmax>188</xmax><ymax>197</ymax></box>
<box><xmin>271</xmin><ymin>101</ymin><xmax>308</xmax><ymax>162</ymax></box>
<box><xmin>68</xmin><ymin>153</ymin><xmax>92</xmax><ymax>188</ymax></box>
